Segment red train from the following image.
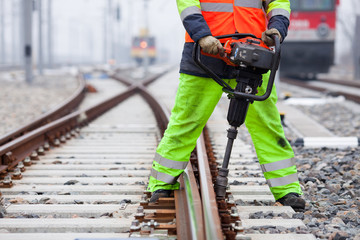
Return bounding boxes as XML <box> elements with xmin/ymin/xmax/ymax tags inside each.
<box><xmin>280</xmin><ymin>0</ymin><xmax>340</xmax><ymax>79</ymax></box>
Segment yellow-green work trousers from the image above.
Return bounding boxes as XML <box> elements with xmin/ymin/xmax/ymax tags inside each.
<box><xmin>148</xmin><ymin>72</ymin><xmax>302</xmax><ymax>200</ymax></box>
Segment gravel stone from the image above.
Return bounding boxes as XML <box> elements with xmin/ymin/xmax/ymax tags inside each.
<box><xmin>249</xmin><ymin>211</ymin><xmax>264</xmax><ymax>219</ymax></box>
<box><xmin>64</xmin><ymin>180</ymin><xmax>80</xmax><ymax>185</ymax></box>
<box><xmin>292</xmin><ymin>212</ymin><xmax>304</xmax><ymax>220</ymax></box>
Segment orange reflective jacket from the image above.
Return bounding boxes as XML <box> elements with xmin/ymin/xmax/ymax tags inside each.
<box><xmin>185</xmin><ymin>0</ymin><xmax>266</xmax><ymax>43</ymax></box>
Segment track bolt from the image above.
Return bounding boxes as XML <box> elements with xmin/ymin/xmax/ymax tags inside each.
<box><xmin>75</xmin><ymin>128</ymin><xmax>80</xmax><ymax>133</ymax></box>
<box><xmin>30</xmin><ymin>151</ymin><xmax>39</xmax><ymax>160</ymax></box>
<box><xmin>60</xmin><ymin>136</ymin><xmax>66</xmax><ymax>143</ymax></box>
<box><xmin>234</xmin><ymin>220</ymin><xmax>244</xmax><ymax>232</ymax></box>
<box><xmin>227</xmin><ymin>194</ymin><xmax>235</xmax><ymax>204</ymax></box>
<box><xmin>230</xmin><ymin>206</ymin><xmax>239</xmax><ymax>217</ymax></box>
<box><xmin>23</xmin><ymin>157</ymin><xmax>32</xmax><ymax>166</ymax></box>
<box><xmin>140</xmin><ymin>223</ymin><xmax>151</xmax><ymax>235</ymax></box>
<box><xmin>235</xmin><ymin>234</ymin><xmax>251</xmax><ymax>240</ymax></box>
<box><xmin>3</xmin><ymin>174</ymin><xmax>12</xmax><ymax>185</ymax></box>
<box><xmin>54</xmin><ymin>139</ymin><xmax>61</xmax><ymax>147</ymax></box>
<box><xmin>12</xmin><ymin>167</ymin><xmax>22</xmax><ymax>180</ymax></box>
<box><xmin>43</xmin><ymin>142</ymin><xmax>50</xmax><ymax>151</ymax></box>
<box><xmin>148</xmin><ymin>219</ymin><xmax>155</xmax><ymax>227</ymax></box>
<box><xmin>66</xmin><ymin>133</ymin><xmax>72</xmax><ymax>140</ymax></box>
<box><xmin>130</xmin><ymin>219</ymin><xmax>141</xmax><ymax>231</ymax></box>
<box><xmin>135</xmin><ymin>206</ymin><xmax>145</xmax><ymax>217</ymax></box>
<box><xmin>13</xmin><ymin>167</ymin><xmax>21</xmax><ymax>176</ymax></box>
<box><xmin>17</xmin><ymin>161</ymin><xmax>25</xmax><ymax>172</ymax></box>
<box><xmin>70</xmin><ymin>130</ymin><xmax>77</xmax><ymax>137</ymax></box>
<box><xmin>140</xmin><ymin>194</ymin><xmax>148</xmax><ymax>204</ymax></box>
<box><xmin>147</xmin><ymin>219</ymin><xmax>159</xmax><ymax>228</ymax></box>
<box><xmin>37</xmin><ymin>147</ymin><xmax>45</xmax><ymax>156</ymax></box>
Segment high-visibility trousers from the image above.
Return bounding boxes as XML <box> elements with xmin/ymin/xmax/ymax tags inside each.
<box><xmin>148</xmin><ymin>72</ymin><xmax>303</xmax><ymax>200</ymax></box>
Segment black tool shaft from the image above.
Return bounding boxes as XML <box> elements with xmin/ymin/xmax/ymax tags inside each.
<box><xmin>222</xmin><ymin>126</ymin><xmax>238</xmax><ymax>169</ymax></box>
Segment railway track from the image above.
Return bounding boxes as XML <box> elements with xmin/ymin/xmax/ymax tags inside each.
<box><xmin>0</xmin><ymin>74</ymin><xmax>87</xmax><ymax>146</ymax></box>
<box><xmin>281</xmin><ymin>77</ymin><xmax>360</xmax><ymax>104</ymax></box>
<box><xmin>0</xmin><ymin>68</ymin><xmax>316</xmax><ymax>239</ymax></box>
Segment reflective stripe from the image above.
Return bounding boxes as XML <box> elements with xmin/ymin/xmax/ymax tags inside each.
<box><xmin>181</xmin><ymin>6</ymin><xmax>202</xmax><ymax>22</ymax></box>
<box><xmin>267</xmin><ymin>173</ymin><xmax>299</xmax><ymax>188</ymax></box>
<box><xmin>267</xmin><ymin>8</ymin><xmax>290</xmax><ymax>20</ymax></box>
<box><xmin>154</xmin><ymin>153</ymin><xmax>188</xmax><ymax>170</ymax></box>
<box><xmin>200</xmin><ymin>2</ymin><xmax>233</xmax><ymax>12</ymax></box>
<box><xmin>150</xmin><ymin>168</ymin><xmax>178</xmax><ymax>184</ymax></box>
<box><xmin>260</xmin><ymin>158</ymin><xmax>295</xmax><ymax>173</ymax></box>
<box><xmin>234</xmin><ymin>0</ymin><xmax>262</xmax><ymax>9</ymax></box>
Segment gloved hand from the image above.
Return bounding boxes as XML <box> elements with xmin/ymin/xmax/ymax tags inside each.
<box><xmin>261</xmin><ymin>28</ymin><xmax>282</xmax><ymax>47</ymax></box>
<box><xmin>198</xmin><ymin>35</ymin><xmax>224</xmax><ymax>55</ymax></box>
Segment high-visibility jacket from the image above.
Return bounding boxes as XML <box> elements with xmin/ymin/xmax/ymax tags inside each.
<box><xmin>177</xmin><ymin>0</ymin><xmax>291</xmax><ymax>78</ymax></box>
<box><xmin>147</xmin><ymin>0</ymin><xmax>302</xmax><ymax>200</ymax></box>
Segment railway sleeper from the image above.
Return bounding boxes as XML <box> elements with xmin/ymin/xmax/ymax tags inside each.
<box><xmin>130</xmin><ymin>197</ymin><xmax>177</xmax><ymax>238</ymax></box>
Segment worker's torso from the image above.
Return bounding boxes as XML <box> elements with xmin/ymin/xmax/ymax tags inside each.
<box><xmin>185</xmin><ymin>0</ymin><xmax>267</xmax><ymax>43</ymax></box>
<box><xmin>181</xmin><ymin>0</ymin><xmax>268</xmax><ymax>79</ymax></box>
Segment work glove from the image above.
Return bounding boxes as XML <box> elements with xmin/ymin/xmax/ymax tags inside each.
<box><xmin>261</xmin><ymin>28</ymin><xmax>282</xmax><ymax>47</ymax></box>
<box><xmin>198</xmin><ymin>35</ymin><xmax>224</xmax><ymax>55</ymax></box>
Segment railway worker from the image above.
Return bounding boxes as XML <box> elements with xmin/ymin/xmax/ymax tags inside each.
<box><xmin>147</xmin><ymin>0</ymin><xmax>306</xmax><ymax>211</ymax></box>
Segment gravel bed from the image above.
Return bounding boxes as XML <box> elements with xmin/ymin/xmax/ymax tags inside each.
<box><xmin>295</xmin><ymin>147</ymin><xmax>360</xmax><ymax>239</ymax></box>
<box><xmin>296</xmin><ymin>103</ymin><xmax>360</xmax><ymax>137</ymax></box>
<box><xmin>0</xmin><ymin>71</ymin><xmax>79</xmax><ymax>136</ymax></box>
<box><xmin>230</xmin><ymin>89</ymin><xmax>360</xmax><ymax>238</ymax></box>
<box><xmin>236</xmin><ymin>120</ymin><xmax>360</xmax><ymax>239</ymax></box>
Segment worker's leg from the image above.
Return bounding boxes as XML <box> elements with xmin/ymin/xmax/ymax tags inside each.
<box><xmin>147</xmin><ymin>73</ymin><xmax>224</xmax><ymax>192</ymax></box>
<box><xmin>245</xmin><ymin>71</ymin><xmax>303</xmax><ymax>200</ymax></box>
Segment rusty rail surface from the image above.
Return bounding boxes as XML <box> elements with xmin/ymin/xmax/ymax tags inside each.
<box><xmin>0</xmin><ymin>84</ymin><xmax>137</xmax><ymax>180</ymax></box>
<box><xmin>196</xmin><ymin>132</ymin><xmax>225</xmax><ymax>240</ymax></box>
<box><xmin>317</xmin><ymin>78</ymin><xmax>360</xmax><ymax>88</ymax></box>
<box><xmin>116</xmin><ymin>70</ymin><xmax>223</xmax><ymax>239</ymax></box>
<box><xmin>133</xmin><ymin>84</ymin><xmax>205</xmax><ymax>239</ymax></box>
<box><xmin>0</xmin><ymin>74</ymin><xmax>87</xmax><ymax>146</ymax></box>
<box><xmin>281</xmin><ymin>77</ymin><xmax>360</xmax><ymax>104</ymax></box>
<box><xmin>0</xmin><ymin>70</ymin><xmax>210</xmax><ymax>239</ymax></box>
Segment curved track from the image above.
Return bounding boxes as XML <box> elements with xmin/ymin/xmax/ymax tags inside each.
<box><xmin>0</xmin><ymin>69</ymin><xmax>316</xmax><ymax>239</ymax></box>
<box><xmin>0</xmin><ymin>74</ymin><xmax>87</xmax><ymax>146</ymax></box>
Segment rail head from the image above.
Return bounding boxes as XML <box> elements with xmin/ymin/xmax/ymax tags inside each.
<box><xmin>0</xmin><ymin>85</ymin><xmax>138</xmax><ymax>176</ymax></box>
<box><xmin>136</xmin><ymin>84</ymin><xmax>205</xmax><ymax>239</ymax></box>
<box><xmin>197</xmin><ymin>132</ymin><xmax>224</xmax><ymax>240</ymax></box>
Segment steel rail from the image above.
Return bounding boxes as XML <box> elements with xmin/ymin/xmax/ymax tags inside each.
<box><xmin>0</xmin><ymin>74</ymin><xmax>87</xmax><ymax>146</ymax></box>
<box><xmin>0</xmin><ymin>70</ymin><xmax>207</xmax><ymax>239</ymax></box>
<box><xmin>137</xmin><ymin>84</ymin><xmax>205</xmax><ymax>239</ymax></box>
<box><xmin>317</xmin><ymin>78</ymin><xmax>360</xmax><ymax>88</ymax></box>
<box><xmin>196</xmin><ymin>132</ymin><xmax>224</xmax><ymax>240</ymax></box>
<box><xmin>0</xmin><ymin>71</ymin><xmax>162</xmax><ymax>175</ymax></box>
<box><xmin>281</xmin><ymin>77</ymin><xmax>360</xmax><ymax>104</ymax></box>
<box><xmin>0</xmin><ymin>85</ymin><xmax>137</xmax><ymax>175</ymax></box>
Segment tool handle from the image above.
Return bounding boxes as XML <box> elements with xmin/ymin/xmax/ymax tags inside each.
<box><xmin>193</xmin><ymin>34</ymin><xmax>281</xmax><ymax>101</ymax></box>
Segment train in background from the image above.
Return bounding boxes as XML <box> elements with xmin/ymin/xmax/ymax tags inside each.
<box><xmin>280</xmin><ymin>0</ymin><xmax>339</xmax><ymax>79</ymax></box>
<box><xmin>131</xmin><ymin>35</ymin><xmax>156</xmax><ymax>65</ymax></box>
